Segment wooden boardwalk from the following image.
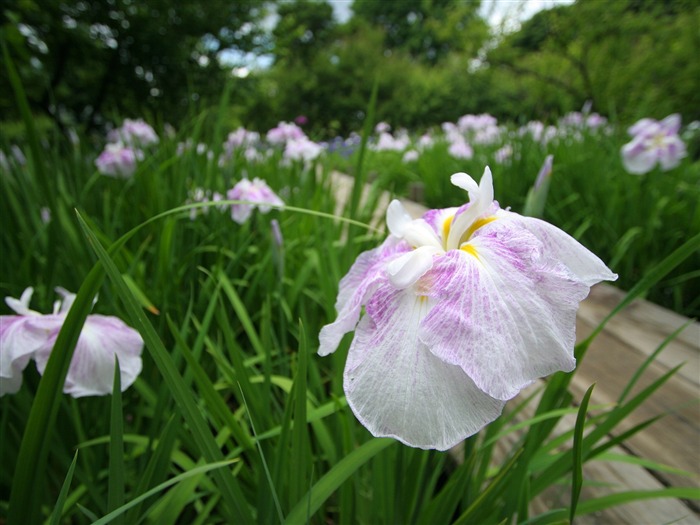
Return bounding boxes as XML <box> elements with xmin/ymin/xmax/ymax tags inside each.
<box><xmin>330</xmin><ymin>172</ymin><xmax>700</xmax><ymax>524</ymax></box>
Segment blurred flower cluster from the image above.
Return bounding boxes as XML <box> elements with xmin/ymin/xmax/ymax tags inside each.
<box><xmin>95</xmin><ymin>118</ymin><xmax>159</xmax><ymax>177</ymax></box>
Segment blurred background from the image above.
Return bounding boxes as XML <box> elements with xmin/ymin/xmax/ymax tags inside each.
<box><xmin>2</xmin><ymin>0</ymin><xmax>698</xmax><ymax>139</ymax></box>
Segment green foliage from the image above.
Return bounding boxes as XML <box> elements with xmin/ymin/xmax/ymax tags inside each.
<box><xmin>0</xmin><ymin>0</ymin><xmax>266</xmax><ymax>128</ymax></box>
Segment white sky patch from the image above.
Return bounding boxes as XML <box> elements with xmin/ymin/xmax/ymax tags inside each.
<box><xmin>480</xmin><ymin>0</ymin><xmax>575</xmax><ymax>33</ymax></box>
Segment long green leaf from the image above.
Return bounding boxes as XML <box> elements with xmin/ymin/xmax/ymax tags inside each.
<box><xmin>284</xmin><ymin>438</ymin><xmax>395</xmax><ymax>525</ymax></box>
<box><xmin>48</xmin><ymin>451</ymin><xmax>79</xmax><ymax>525</ymax></box>
<box><xmin>108</xmin><ymin>357</ymin><xmax>125</xmax><ymax>525</ymax></box>
<box><xmin>570</xmin><ymin>384</ymin><xmax>595</xmax><ymax>523</ymax></box>
<box><xmin>91</xmin><ymin>460</ymin><xmax>237</xmax><ymax>525</ymax></box>
<box><xmin>75</xmin><ymin>210</ymin><xmax>254</xmax><ymax>523</ymax></box>
<box><xmin>8</xmin><ymin>265</ymin><xmax>104</xmax><ymax>525</ymax></box>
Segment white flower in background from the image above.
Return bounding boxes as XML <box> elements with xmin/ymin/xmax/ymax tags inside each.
<box><xmin>621</xmin><ymin>114</ymin><xmax>687</xmax><ymax>174</ymax></box>
<box><xmin>227</xmin><ymin>178</ymin><xmax>284</xmax><ymax>224</ymax></box>
<box><xmin>1</xmin><ymin>287</ymin><xmax>143</xmax><ymax>397</ymax></box>
<box><xmin>318</xmin><ymin>167</ymin><xmax>616</xmax><ymax>450</ymax></box>
<box><xmin>284</xmin><ymin>137</ymin><xmax>324</xmax><ymax>162</ymax></box>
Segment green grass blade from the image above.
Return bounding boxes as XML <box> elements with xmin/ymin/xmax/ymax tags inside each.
<box><xmin>108</xmin><ymin>357</ymin><xmax>125</xmax><ymax>525</ymax></box>
<box><xmin>48</xmin><ymin>450</ymin><xmax>79</xmax><ymax>525</ymax></box>
<box><xmin>290</xmin><ymin>321</ymin><xmax>310</xmax><ymax>510</ymax></box>
<box><xmin>578</xmin><ymin>232</ymin><xmax>700</xmax><ymax>354</ymax></box>
<box><xmin>75</xmin><ymin>210</ymin><xmax>254</xmax><ymax>523</ymax></box>
<box><xmin>91</xmin><ymin>460</ymin><xmax>237</xmax><ymax>525</ymax></box>
<box><xmin>284</xmin><ymin>438</ymin><xmax>395</xmax><ymax>525</ymax></box>
<box><xmin>348</xmin><ymin>77</ymin><xmax>379</xmax><ymax>220</ymax></box>
<box><xmin>8</xmin><ymin>265</ymin><xmax>104</xmax><ymax>525</ymax></box>
<box><xmin>570</xmin><ymin>383</ymin><xmax>595</xmax><ymax>523</ymax></box>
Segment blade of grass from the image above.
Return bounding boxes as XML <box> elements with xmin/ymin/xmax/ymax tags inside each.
<box><xmin>570</xmin><ymin>383</ymin><xmax>595</xmax><ymax>523</ymax></box>
<box><xmin>284</xmin><ymin>438</ymin><xmax>395</xmax><ymax>525</ymax></box>
<box><xmin>7</xmin><ymin>264</ymin><xmax>103</xmax><ymax>525</ymax></box>
<box><xmin>290</xmin><ymin>321</ymin><xmax>310</xmax><ymax>509</ymax></box>
<box><xmin>91</xmin><ymin>460</ymin><xmax>237</xmax><ymax>525</ymax></box>
<box><xmin>48</xmin><ymin>450</ymin><xmax>79</xmax><ymax>525</ymax></box>
<box><xmin>75</xmin><ymin>210</ymin><xmax>254</xmax><ymax>523</ymax></box>
<box><xmin>108</xmin><ymin>357</ymin><xmax>125</xmax><ymax>525</ymax></box>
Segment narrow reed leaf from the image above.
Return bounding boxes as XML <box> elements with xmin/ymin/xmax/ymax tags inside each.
<box><xmin>452</xmin><ymin>449</ymin><xmax>523</xmax><ymax>525</ymax></box>
<box><xmin>7</xmin><ymin>264</ymin><xmax>104</xmax><ymax>525</ymax></box>
<box><xmin>91</xmin><ymin>460</ymin><xmax>237</xmax><ymax>525</ymax></box>
<box><xmin>290</xmin><ymin>321</ymin><xmax>310</xmax><ymax>508</ymax></box>
<box><xmin>570</xmin><ymin>384</ymin><xmax>595</xmax><ymax>523</ymax></box>
<box><xmin>48</xmin><ymin>450</ymin><xmax>79</xmax><ymax>525</ymax></box>
<box><xmin>125</xmin><ymin>415</ymin><xmax>180</xmax><ymax>524</ymax></box>
<box><xmin>238</xmin><ymin>383</ymin><xmax>285</xmax><ymax>525</ymax></box>
<box><xmin>284</xmin><ymin>438</ymin><xmax>395</xmax><ymax>525</ymax></box>
<box><xmin>348</xmin><ymin>77</ymin><xmax>379</xmax><ymax>220</ymax></box>
<box><xmin>618</xmin><ymin>320</ymin><xmax>693</xmax><ymax>403</ymax></box>
<box><xmin>75</xmin><ymin>210</ymin><xmax>254</xmax><ymax>523</ymax></box>
<box><xmin>108</xmin><ymin>357</ymin><xmax>125</xmax><ymax>525</ymax></box>
<box><xmin>594</xmin><ymin>452</ymin><xmax>698</xmax><ymax>478</ymax></box>
<box><xmin>166</xmin><ymin>315</ymin><xmax>254</xmax><ymax>450</ymax></box>
<box><xmin>219</xmin><ymin>271</ymin><xmax>266</xmax><ymax>357</ymax></box>
<box><xmin>579</xmin><ymin>232</ymin><xmax>700</xmax><ymax>354</ymax></box>
<box><xmin>122</xmin><ymin>273</ymin><xmax>160</xmax><ymax>314</ymax></box>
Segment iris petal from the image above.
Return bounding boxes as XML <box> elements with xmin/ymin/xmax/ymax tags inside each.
<box><xmin>345</xmin><ymin>287</ymin><xmax>505</xmax><ymax>450</ymax></box>
<box><xmin>420</xmin><ymin>223</ymin><xmax>586</xmax><ymax>401</ymax></box>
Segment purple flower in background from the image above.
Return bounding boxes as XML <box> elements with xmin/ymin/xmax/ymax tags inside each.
<box><xmin>95</xmin><ymin>142</ymin><xmax>138</xmax><ymax>178</ymax></box>
<box><xmin>294</xmin><ymin>115</ymin><xmax>308</xmax><ymax>126</ymax></box>
<box><xmin>108</xmin><ymin>119</ymin><xmax>159</xmax><ymax>147</ymax></box>
<box><xmin>447</xmin><ymin>137</ymin><xmax>473</xmax><ymax>160</ymax></box>
<box><xmin>375</xmin><ymin>122</ymin><xmax>391</xmax><ymax>134</ymax></box>
<box><xmin>373</xmin><ymin>132</ymin><xmax>410</xmax><ymax>152</ymax></box>
<box><xmin>1</xmin><ymin>287</ymin><xmax>143</xmax><ymax>397</ymax></box>
<box><xmin>318</xmin><ymin>167</ymin><xmax>616</xmax><ymax>450</ymax></box>
<box><xmin>621</xmin><ymin>114</ymin><xmax>687</xmax><ymax>174</ymax></box>
<box><xmin>534</xmin><ymin>154</ymin><xmax>554</xmax><ymax>190</ymax></box>
<box><xmin>266</xmin><ymin>121</ymin><xmax>306</xmax><ymax>145</ymax></box>
<box><xmin>227</xmin><ymin>178</ymin><xmax>284</xmax><ymax>224</ymax></box>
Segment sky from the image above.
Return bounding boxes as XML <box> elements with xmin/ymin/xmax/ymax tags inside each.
<box><xmin>327</xmin><ymin>0</ymin><xmax>575</xmax><ymax>30</ymax></box>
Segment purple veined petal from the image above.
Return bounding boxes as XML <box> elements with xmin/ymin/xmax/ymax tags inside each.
<box><xmin>500</xmin><ymin>212</ymin><xmax>617</xmax><ymax>286</ymax></box>
<box><xmin>386</xmin><ymin>246</ymin><xmax>439</xmax><ymax>289</ymax></box>
<box><xmin>628</xmin><ymin>118</ymin><xmax>658</xmax><ymax>137</ymax></box>
<box><xmin>0</xmin><ymin>315</ymin><xmax>62</xmax><ymax>395</ymax></box>
<box><xmin>658</xmin><ymin>136</ymin><xmax>687</xmax><ymax>171</ymax></box>
<box><xmin>621</xmin><ymin>142</ymin><xmax>657</xmax><ymax>175</ymax></box>
<box><xmin>34</xmin><ymin>315</ymin><xmax>143</xmax><ymax>398</ymax></box>
<box><xmin>344</xmin><ymin>286</ymin><xmax>505</xmax><ymax>450</ymax></box>
<box><xmin>420</xmin><ymin>228</ymin><xmax>588</xmax><ymax>401</ymax></box>
<box><xmin>660</xmin><ymin>113</ymin><xmax>682</xmax><ymax>136</ymax></box>
<box><xmin>318</xmin><ymin>237</ymin><xmax>408</xmax><ymax>356</ymax></box>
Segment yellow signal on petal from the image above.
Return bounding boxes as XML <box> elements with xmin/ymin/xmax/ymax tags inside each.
<box><xmin>462</xmin><ymin>216</ymin><xmax>496</xmax><ymax>243</ymax></box>
<box><xmin>460</xmin><ymin>244</ymin><xmax>479</xmax><ymax>258</ymax></box>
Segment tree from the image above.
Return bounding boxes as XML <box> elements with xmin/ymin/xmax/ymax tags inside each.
<box><xmin>0</xmin><ymin>0</ymin><xmax>267</xmax><ymax>130</ymax></box>
<box><xmin>352</xmin><ymin>0</ymin><xmax>488</xmax><ymax>64</ymax></box>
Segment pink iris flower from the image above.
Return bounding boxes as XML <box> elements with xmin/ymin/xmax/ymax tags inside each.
<box><xmin>227</xmin><ymin>178</ymin><xmax>284</xmax><ymax>224</ymax></box>
<box><xmin>95</xmin><ymin>142</ymin><xmax>138</xmax><ymax>178</ymax></box>
<box><xmin>1</xmin><ymin>287</ymin><xmax>143</xmax><ymax>397</ymax></box>
<box><xmin>318</xmin><ymin>167</ymin><xmax>617</xmax><ymax>450</ymax></box>
<box><xmin>621</xmin><ymin>114</ymin><xmax>687</xmax><ymax>174</ymax></box>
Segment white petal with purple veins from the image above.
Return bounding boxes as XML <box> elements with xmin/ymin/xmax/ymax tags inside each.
<box><xmin>345</xmin><ymin>287</ymin><xmax>505</xmax><ymax>450</ymax></box>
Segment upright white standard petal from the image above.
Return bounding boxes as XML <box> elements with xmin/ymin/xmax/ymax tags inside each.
<box><xmin>386</xmin><ymin>246</ymin><xmax>439</xmax><ymax>289</ymax></box>
<box><xmin>33</xmin><ymin>315</ymin><xmax>143</xmax><ymax>397</ymax></box>
<box><xmin>446</xmin><ymin>167</ymin><xmax>494</xmax><ymax>250</ymax></box>
<box><xmin>344</xmin><ymin>287</ymin><xmax>505</xmax><ymax>451</ymax></box>
<box><xmin>386</xmin><ymin>200</ymin><xmax>413</xmax><ymax>237</ymax></box>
